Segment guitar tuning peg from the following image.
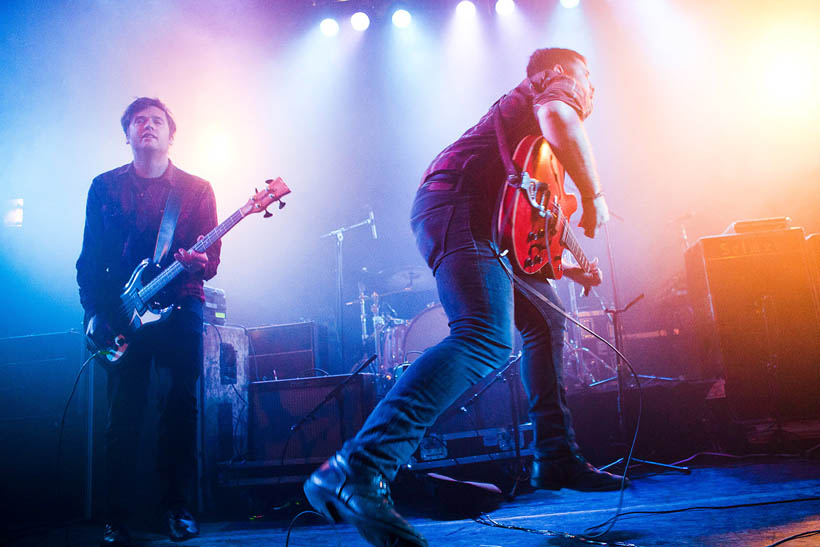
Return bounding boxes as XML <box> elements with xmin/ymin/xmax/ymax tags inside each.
<box><xmin>263</xmin><ymin>208</ymin><xmax>273</xmax><ymax>218</ymax></box>
<box><xmin>278</xmin><ymin>200</ymin><xmax>286</xmax><ymax>209</ymax></box>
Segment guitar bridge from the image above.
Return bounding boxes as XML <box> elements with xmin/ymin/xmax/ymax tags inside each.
<box><xmin>521</xmin><ymin>172</ymin><xmax>551</xmax><ymax>219</ymax></box>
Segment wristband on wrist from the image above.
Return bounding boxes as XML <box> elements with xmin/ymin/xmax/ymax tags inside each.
<box><xmin>581</xmin><ymin>191</ymin><xmax>604</xmax><ymax>201</ymax></box>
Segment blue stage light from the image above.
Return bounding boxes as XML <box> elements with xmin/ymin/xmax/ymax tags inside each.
<box><xmin>495</xmin><ymin>0</ymin><xmax>515</xmax><ymax>16</ymax></box>
<box><xmin>456</xmin><ymin>1</ymin><xmax>477</xmax><ymax>19</ymax></box>
<box><xmin>320</xmin><ymin>17</ymin><xmax>340</xmax><ymax>37</ymax></box>
<box><xmin>351</xmin><ymin>12</ymin><xmax>370</xmax><ymax>32</ymax></box>
<box><xmin>392</xmin><ymin>9</ymin><xmax>412</xmax><ymax>28</ymax></box>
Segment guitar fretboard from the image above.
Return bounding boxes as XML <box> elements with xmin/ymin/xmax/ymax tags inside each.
<box><xmin>138</xmin><ymin>208</ymin><xmax>246</xmax><ymax>302</ymax></box>
<box><xmin>556</xmin><ymin>207</ymin><xmax>593</xmax><ymax>273</ymax></box>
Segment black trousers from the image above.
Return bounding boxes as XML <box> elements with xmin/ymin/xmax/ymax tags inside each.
<box><xmin>102</xmin><ymin>297</ymin><xmax>203</xmax><ymax>522</ymax></box>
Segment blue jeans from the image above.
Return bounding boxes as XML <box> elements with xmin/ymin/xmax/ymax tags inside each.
<box><xmin>341</xmin><ymin>173</ymin><xmax>579</xmax><ymax>480</ymax></box>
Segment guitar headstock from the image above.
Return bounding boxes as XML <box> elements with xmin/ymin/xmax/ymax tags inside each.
<box><xmin>242</xmin><ymin>177</ymin><xmax>291</xmax><ymax>217</ymax></box>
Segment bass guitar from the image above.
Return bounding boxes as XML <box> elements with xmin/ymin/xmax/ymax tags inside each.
<box><xmin>496</xmin><ymin>134</ymin><xmax>595</xmax><ymax>279</ymax></box>
<box><xmin>86</xmin><ymin>177</ymin><xmax>291</xmax><ymax>364</ymax></box>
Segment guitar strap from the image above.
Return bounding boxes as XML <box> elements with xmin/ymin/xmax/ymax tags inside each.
<box><xmin>492</xmin><ymin>101</ymin><xmax>521</xmax><ymax>184</ymax></box>
<box><xmin>152</xmin><ymin>180</ymin><xmax>183</xmax><ymax>266</ymax></box>
<box><xmin>491</xmin><ymin>101</ymin><xmax>522</xmax><ymax>257</ymax></box>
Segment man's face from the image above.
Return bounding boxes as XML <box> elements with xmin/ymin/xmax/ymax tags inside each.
<box><xmin>562</xmin><ymin>58</ymin><xmax>594</xmax><ymax>102</ymax></box>
<box><xmin>126</xmin><ymin>105</ymin><xmax>173</xmax><ymax>155</ymax></box>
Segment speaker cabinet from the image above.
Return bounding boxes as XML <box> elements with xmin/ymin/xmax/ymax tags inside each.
<box><xmin>685</xmin><ymin>227</ymin><xmax>820</xmax><ymax>421</ymax></box>
<box><xmin>248</xmin><ymin>374</ymin><xmax>377</xmax><ymax>464</ymax></box>
<box><xmin>200</xmin><ymin>324</ymin><xmax>249</xmax><ymax>510</ymax></box>
<box><xmin>808</xmin><ymin>233</ymin><xmax>820</xmax><ymax>303</ymax></box>
<box><xmin>428</xmin><ymin>362</ymin><xmax>528</xmax><ymax>436</ymax></box>
<box><xmin>0</xmin><ymin>331</ymin><xmax>93</xmax><ymax>526</ymax></box>
<box><xmin>247</xmin><ymin>322</ymin><xmax>329</xmax><ymax>381</ymax></box>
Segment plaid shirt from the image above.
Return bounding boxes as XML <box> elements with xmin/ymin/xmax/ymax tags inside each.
<box><xmin>76</xmin><ymin>161</ymin><xmax>220</xmax><ymax>316</ymax></box>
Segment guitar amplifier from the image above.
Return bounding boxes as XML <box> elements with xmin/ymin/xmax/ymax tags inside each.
<box><xmin>247</xmin><ymin>322</ymin><xmax>329</xmax><ymax>381</ymax></box>
<box><xmin>0</xmin><ymin>331</ymin><xmax>95</xmax><ymax>523</ymax></box>
<box><xmin>199</xmin><ymin>324</ymin><xmax>249</xmax><ymax>510</ymax></box>
<box><xmin>808</xmin><ymin>233</ymin><xmax>820</xmax><ymax>306</ymax></box>
<box><xmin>247</xmin><ymin>374</ymin><xmax>377</xmax><ymax>464</ymax></box>
<box><xmin>203</xmin><ymin>285</ymin><xmax>227</xmax><ymax>325</ymax></box>
<box><xmin>685</xmin><ymin>227</ymin><xmax>820</xmax><ymax>421</ymax></box>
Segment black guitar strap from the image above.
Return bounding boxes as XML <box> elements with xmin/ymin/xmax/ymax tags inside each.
<box><xmin>152</xmin><ymin>181</ymin><xmax>183</xmax><ymax>266</ymax></box>
<box><xmin>493</xmin><ymin>100</ymin><xmax>521</xmax><ymax>183</ymax></box>
<box><xmin>491</xmin><ymin>100</ymin><xmax>522</xmax><ymax>257</ymax></box>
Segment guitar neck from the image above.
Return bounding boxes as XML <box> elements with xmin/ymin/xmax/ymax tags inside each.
<box><xmin>138</xmin><ymin>208</ymin><xmax>246</xmax><ymax>302</ymax></box>
<box><xmin>558</xmin><ymin>211</ymin><xmax>593</xmax><ymax>273</ymax></box>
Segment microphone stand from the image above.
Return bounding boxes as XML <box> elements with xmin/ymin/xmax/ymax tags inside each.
<box><xmin>594</xmin><ymin>222</ymin><xmax>689</xmax><ymax>475</ymax></box>
<box><xmin>321</xmin><ymin>214</ymin><xmax>378</xmax><ymax>369</ymax></box>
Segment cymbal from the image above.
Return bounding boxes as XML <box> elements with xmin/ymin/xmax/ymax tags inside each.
<box><xmin>379</xmin><ymin>265</ymin><xmax>435</xmax><ymax>292</ymax></box>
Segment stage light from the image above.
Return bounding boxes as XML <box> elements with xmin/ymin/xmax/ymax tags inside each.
<box><xmin>560</xmin><ymin>0</ymin><xmax>580</xmax><ymax>8</ymax></box>
<box><xmin>351</xmin><ymin>12</ymin><xmax>370</xmax><ymax>32</ymax></box>
<box><xmin>495</xmin><ymin>0</ymin><xmax>515</xmax><ymax>16</ymax></box>
<box><xmin>456</xmin><ymin>1</ymin><xmax>476</xmax><ymax>19</ymax></box>
<box><xmin>392</xmin><ymin>9</ymin><xmax>412</xmax><ymax>28</ymax></box>
<box><xmin>319</xmin><ymin>18</ymin><xmax>339</xmax><ymax>37</ymax></box>
<box><xmin>3</xmin><ymin>198</ymin><xmax>23</xmax><ymax>228</ymax></box>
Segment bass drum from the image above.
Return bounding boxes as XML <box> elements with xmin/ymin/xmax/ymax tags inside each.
<box><xmin>399</xmin><ymin>303</ymin><xmax>524</xmax><ymax>367</ymax></box>
<box><xmin>401</xmin><ymin>303</ymin><xmax>451</xmax><ymax>366</ymax></box>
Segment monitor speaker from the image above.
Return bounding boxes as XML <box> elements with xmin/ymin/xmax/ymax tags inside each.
<box><xmin>248</xmin><ymin>374</ymin><xmax>377</xmax><ymax>464</ymax></box>
<box><xmin>247</xmin><ymin>322</ymin><xmax>329</xmax><ymax>381</ymax></box>
<box><xmin>685</xmin><ymin>227</ymin><xmax>820</xmax><ymax>421</ymax></box>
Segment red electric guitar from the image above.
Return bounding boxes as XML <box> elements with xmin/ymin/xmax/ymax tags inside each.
<box><xmin>496</xmin><ymin>134</ymin><xmax>595</xmax><ymax>279</ymax></box>
<box><xmin>85</xmin><ymin>177</ymin><xmax>291</xmax><ymax>364</ymax></box>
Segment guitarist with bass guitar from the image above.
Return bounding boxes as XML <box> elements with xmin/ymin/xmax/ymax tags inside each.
<box><xmin>305</xmin><ymin>48</ymin><xmax>623</xmax><ymax>547</ymax></box>
<box><xmin>76</xmin><ymin>97</ymin><xmax>218</xmax><ymax>546</ymax></box>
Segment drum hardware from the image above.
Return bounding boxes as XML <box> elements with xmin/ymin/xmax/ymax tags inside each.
<box><xmin>320</xmin><ymin>215</ymin><xmax>379</xmax><ymax>369</ymax></box>
<box><xmin>563</xmin><ymin>278</ymin><xmax>617</xmax><ymax>389</ymax></box>
<box><xmin>378</xmin><ymin>265</ymin><xmax>436</xmax><ymax>293</ymax></box>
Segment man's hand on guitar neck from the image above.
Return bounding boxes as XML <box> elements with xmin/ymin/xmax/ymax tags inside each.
<box><xmin>578</xmin><ymin>194</ymin><xmax>610</xmax><ymax>239</ymax></box>
<box><xmin>174</xmin><ymin>235</ymin><xmax>208</xmax><ymax>273</ymax></box>
<box><xmin>563</xmin><ymin>258</ymin><xmax>602</xmax><ymax>296</ymax></box>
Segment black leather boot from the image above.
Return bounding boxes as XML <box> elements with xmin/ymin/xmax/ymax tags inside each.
<box><xmin>165</xmin><ymin>508</ymin><xmax>199</xmax><ymax>542</ymax></box>
<box><xmin>531</xmin><ymin>454</ymin><xmax>629</xmax><ymax>492</ymax></box>
<box><xmin>100</xmin><ymin>522</ymin><xmax>131</xmax><ymax>546</ymax></box>
<box><xmin>304</xmin><ymin>453</ymin><xmax>428</xmax><ymax>547</ymax></box>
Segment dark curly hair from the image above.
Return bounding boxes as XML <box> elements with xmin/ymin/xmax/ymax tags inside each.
<box><xmin>120</xmin><ymin>97</ymin><xmax>177</xmax><ymax>138</ymax></box>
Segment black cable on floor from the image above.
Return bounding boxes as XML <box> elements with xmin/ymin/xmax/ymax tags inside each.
<box><xmin>585</xmin><ymin>495</ymin><xmax>820</xmax><ymax>528</ymax></box>
<box><xmin>763</xmin><ymin>529</ymin><xmax>820</xmax><ymax>547</ymax></box>
<box><xmin>284</xmin><ymin>510</ymin><xmax>342</xmax><ymax>547</ymax></box>
<box><xmin>474</xmin><ymin>513</ymin><xmax>637</xmax><ymax>547</ymax></box>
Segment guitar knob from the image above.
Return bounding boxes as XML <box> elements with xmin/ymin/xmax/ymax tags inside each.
<box><xmin>524</xmin><ymin>258</ymin><xmax>533</xmax><ymax>268</ymax></box>
<box><xmin>527</xmin><ymin>231</ymin><xmax>536</xmax><ymax>242</ymax></box>
<box><xmin>533</xmin><ymin>255</ymin><xmax>543</xmax><ymax>264</ymax></box>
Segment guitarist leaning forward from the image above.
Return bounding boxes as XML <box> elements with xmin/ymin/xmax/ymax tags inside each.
<box><xmin>304</xmin><ymin>48</ymin><xmax>623</xmax><ymax>547</ymax></box>
<box><xmin>76</xmin><ymin>97</ymin><xmax>218</xmax><ymax>546</ymax></box>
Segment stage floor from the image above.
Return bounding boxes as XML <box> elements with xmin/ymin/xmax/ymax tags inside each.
<box><xmin>11</xmin><ymin>458</ymin><xmax>820</xmax><ymax>546</ymax></box>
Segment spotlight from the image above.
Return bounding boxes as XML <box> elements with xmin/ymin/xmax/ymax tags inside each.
<box><xmin>319</xmin><ymin>17</ymin><xmax>339</xmax><ymax>37</ymax></box>
<box><xmin>560</xmin><ymin>0</ymin><xmax>580</xmax><ymax>8</ymax></box>
<box><xmin>456</xmin><ymin>1</ymin><xmax>476</xmax><ymax>19</ymax></box>
<box><xmin>351</xmin><ymin>11</ymin><xmax>370</xmax><ymax>31</ymax></box>
<box><xmin>3</xmin><ymin>198</ymin><xmax>23</xmax><ymax>228</ymax></box>
<box><xmin>495</xmin><ymin>0</ymin><xmax>515</xmax><ymax>15</ymax></box>
<box><xmin>392</xmin><ymin>9</ymin><xmax>412</xmax><ymax>28</ymax></box>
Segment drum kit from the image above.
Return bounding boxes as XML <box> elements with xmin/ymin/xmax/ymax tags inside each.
<box><xmin>349</xmin><ymin>265</ymin><xmax>618</xmax><ymax>392</ymax></box>
<box><xmin>348</xmin><ymin>265</ymin><xmax>448</xmax><ymax>382</ymax></box>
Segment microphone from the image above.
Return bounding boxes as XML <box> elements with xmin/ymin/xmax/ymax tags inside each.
<box><xmin>368</xmin><ymin>209</ymin><xmax>378</xmax><ymax>240</ymax></box>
